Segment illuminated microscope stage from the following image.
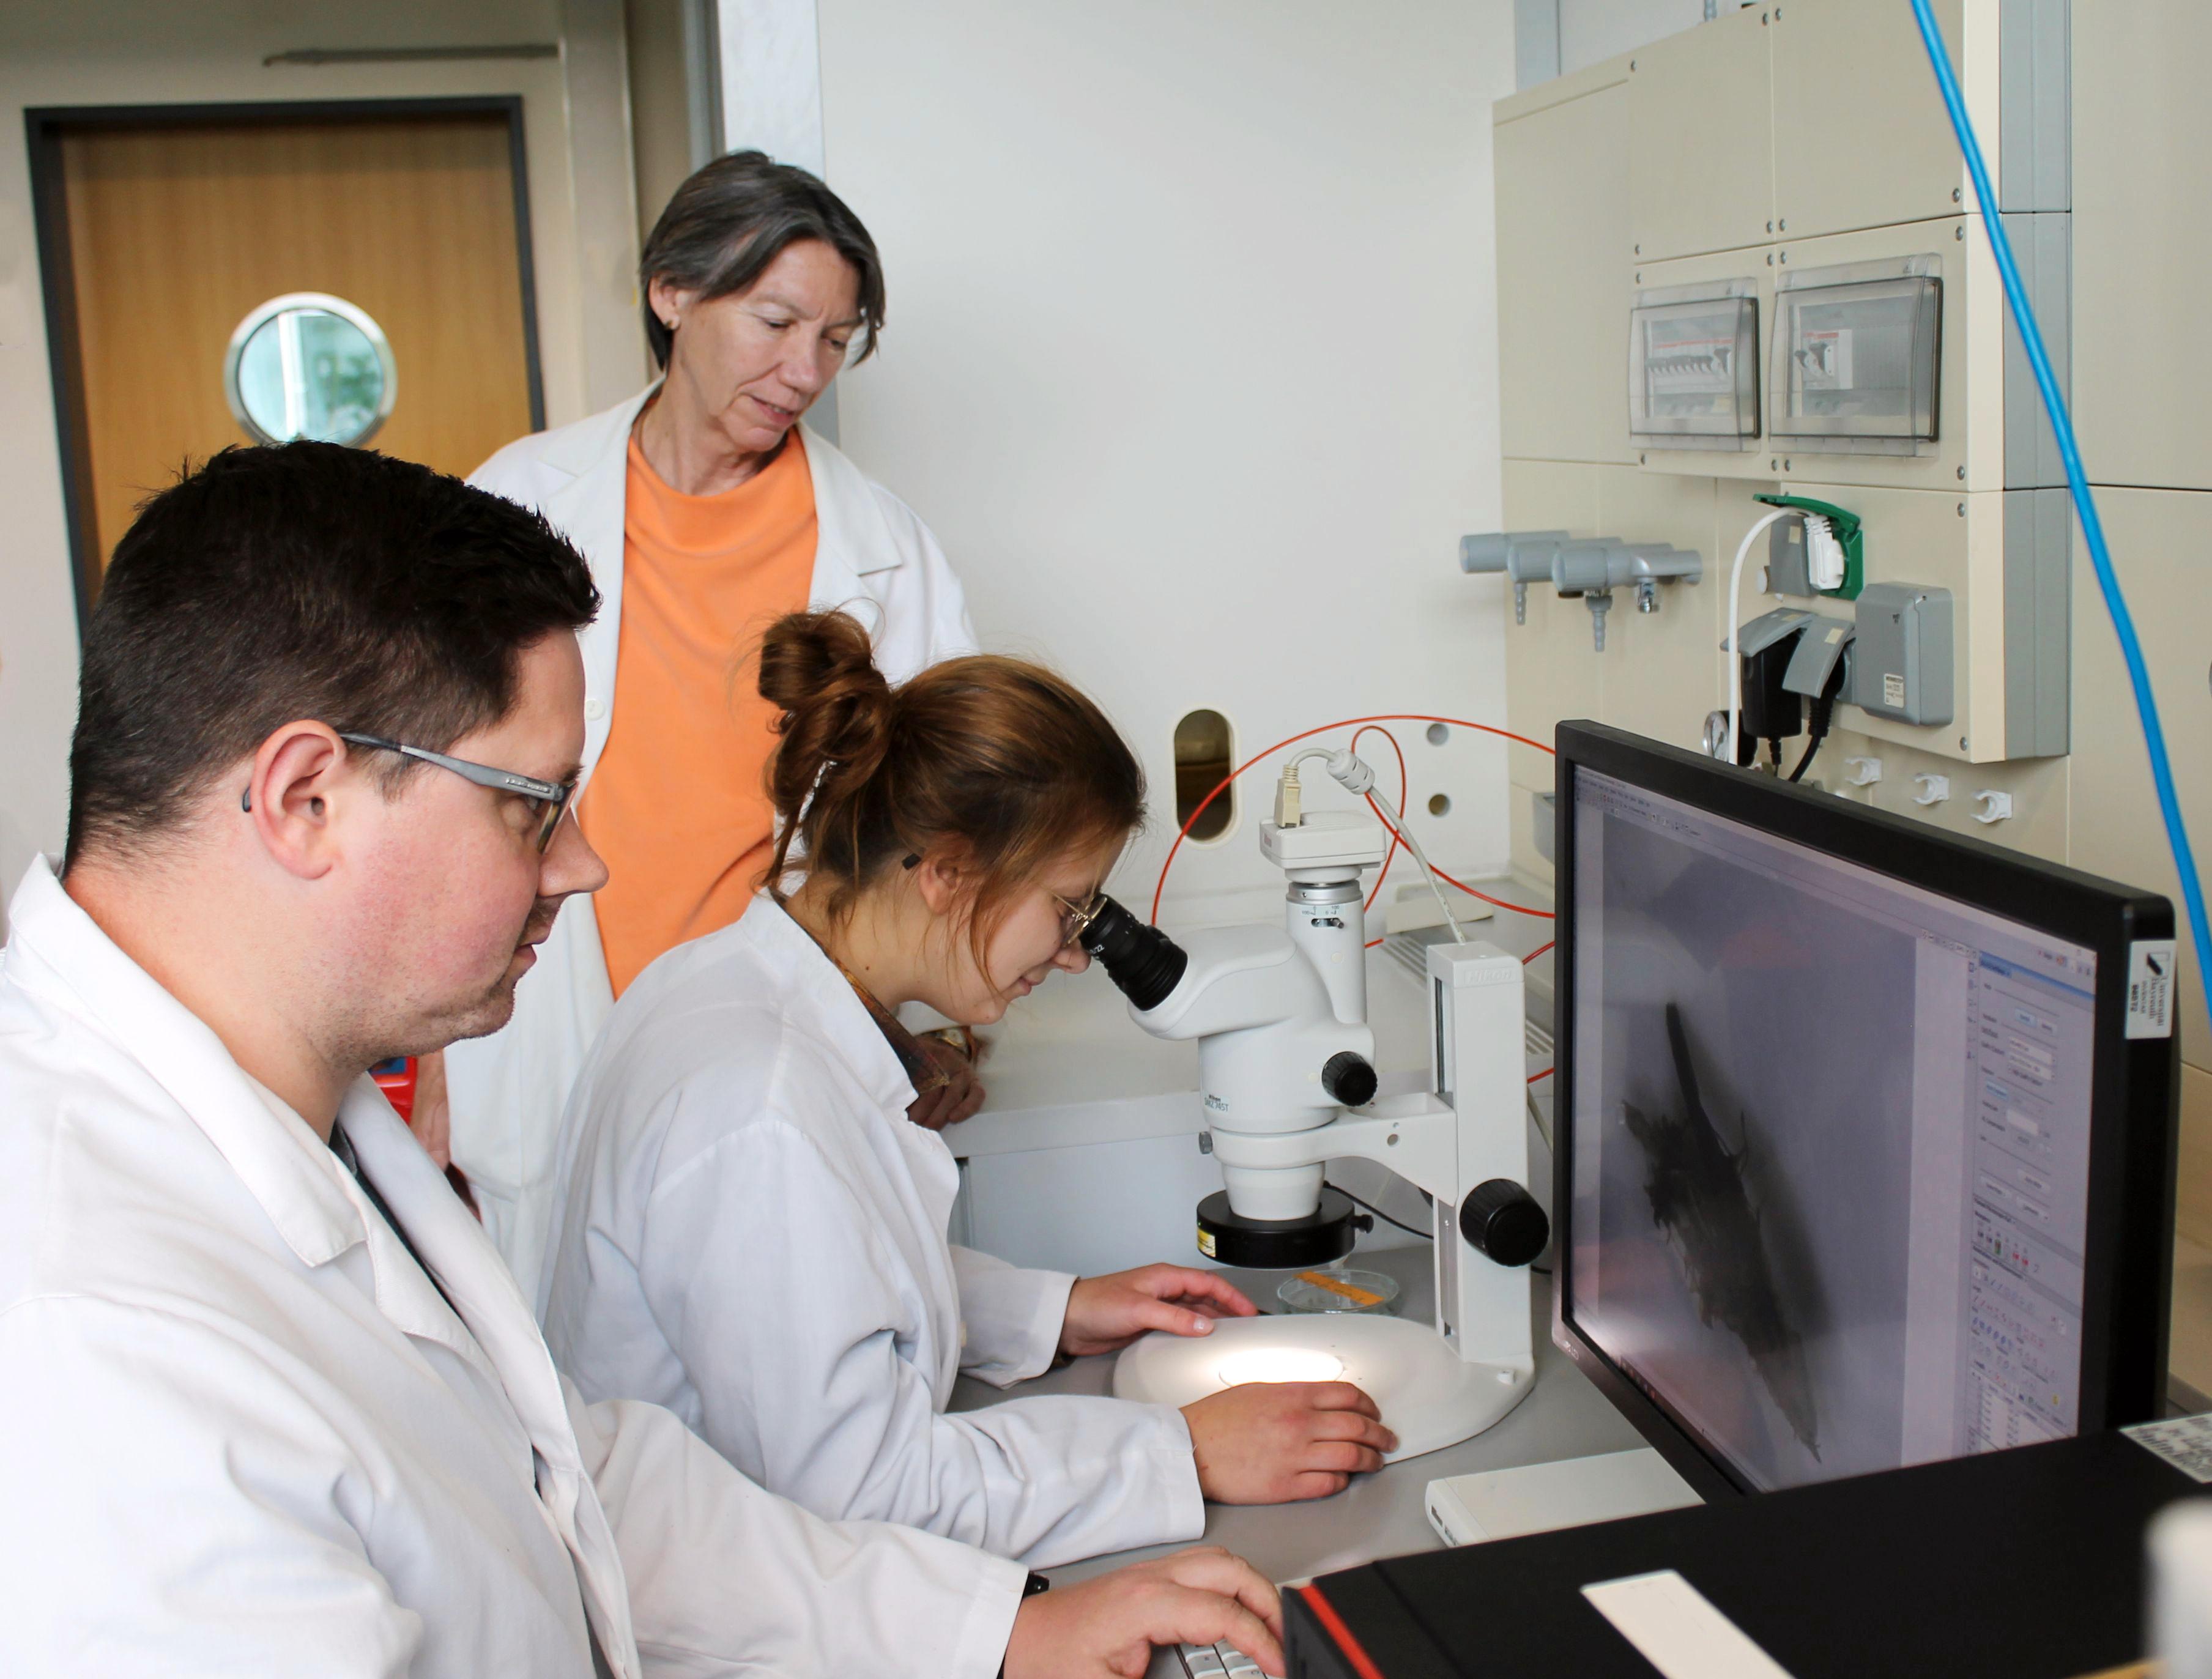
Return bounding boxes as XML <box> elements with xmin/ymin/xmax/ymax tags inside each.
<box><xmin>1112</xmin><ymin>1311</ymin><xmax>1530</xmax><ymax>1462</ymax></box>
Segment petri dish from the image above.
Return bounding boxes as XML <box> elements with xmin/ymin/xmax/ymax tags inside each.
<box><xmin>1277</xmin><ymin>1265</ymin><xmax>1400</xmax><ymax>1316</ymax></box>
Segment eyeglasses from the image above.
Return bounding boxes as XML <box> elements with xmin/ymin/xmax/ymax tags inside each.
<box><xmin>338</xmin><ymin>732</ymin><xmax>574</xmax><ymax>853</ymax></box>
<box><xmin>1052</xmin><ymin>887</ymin><xmax>1108</xmax><ymax>948</ymax></box>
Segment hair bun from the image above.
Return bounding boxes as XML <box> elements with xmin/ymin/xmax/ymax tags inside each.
<box><xmin>760</xmin><ymin>610</ymin><xmax>894</xmax><ymax>811</ymax></box>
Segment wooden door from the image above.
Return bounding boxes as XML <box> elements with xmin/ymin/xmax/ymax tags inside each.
<box><xmin>32</xmin><ymin>101</ymin><xmax>543</xmax><ymax>609</ymax></box>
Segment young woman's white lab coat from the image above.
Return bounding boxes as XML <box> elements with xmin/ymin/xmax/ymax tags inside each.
<box><xmin>445</xmin><ymin>390</ymin><xmax>978</xmax><ymax>1297</ymax></box>
<box><xmin>539</xmin><ymin>894</ymin><xmax>1208</xmax><ymax>1568</ymax></box>
<box><xmin>0</xmin><ymin>859</ymin><xmax>1023</xmax><ymax>1677</ymax></box>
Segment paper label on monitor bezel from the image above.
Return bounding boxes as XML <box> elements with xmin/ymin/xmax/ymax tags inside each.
<box><xmin>2126</xmin><ymin>939</ymin><xmax>2177</xmax><ymax>1040</ymax></box>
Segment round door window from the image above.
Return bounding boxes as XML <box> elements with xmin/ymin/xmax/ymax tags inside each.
<box><xmin>224</xmin><ymin>292</ymin><xmax>396</xmax><ymax>447</ymax></box>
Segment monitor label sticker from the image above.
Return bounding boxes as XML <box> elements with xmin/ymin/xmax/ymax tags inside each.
<box><xmin>2125</xmin><ymin>940</ymin><xmax>2178</xmax><ymax>1040</ymax></box>
<box><xmin>2123</xmin><ymin>1414</ymin><xmax>2212</xmax><ymax>1483</ymax></box>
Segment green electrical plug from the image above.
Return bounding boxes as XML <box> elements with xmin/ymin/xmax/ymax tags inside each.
<box><xmin>1755</xmin><ymin>492</ymin><xmax>1864</xmax><ymax>601</ymax></box>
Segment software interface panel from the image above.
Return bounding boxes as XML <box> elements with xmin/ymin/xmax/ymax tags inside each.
<box><xmin>1568</xmin><ymin>771</ymin><xmax>2097</xmax><ymax>1491</ymax></box>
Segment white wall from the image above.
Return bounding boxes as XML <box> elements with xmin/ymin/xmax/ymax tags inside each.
<box><xmin>0</xmin><ymin>0</ymin><xmax>645</xmax><ymax>933</ymax></box>
<box><xmin>817</xmin><ymin>0</ymin><xmax>1520</xmax><ymax>911</ymax></box>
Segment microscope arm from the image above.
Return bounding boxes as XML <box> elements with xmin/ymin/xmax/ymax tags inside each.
<box><xmin>1137</xmin><ymin>929</ymin><xmax>1323</xmax><ymax>1042</ymax></box>
<box><xmin>1203</xmin><ymin>1094</ymin><xmax>1458</xmax><ymax>1206</ymax></box>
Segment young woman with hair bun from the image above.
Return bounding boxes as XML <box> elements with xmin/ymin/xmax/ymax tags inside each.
<box><xmin>538</xmin><ymin>610</ymin><xmax>1396</xmax><ymax>1569</ymax></box>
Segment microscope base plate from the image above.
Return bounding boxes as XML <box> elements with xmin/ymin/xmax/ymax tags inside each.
<box><xmin>1112</xmin><ymin>1312</ymin><xmax>1531</xmax><ymax>1462</ymax></box>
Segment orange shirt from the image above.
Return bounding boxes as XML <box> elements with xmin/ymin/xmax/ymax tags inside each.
<box><xmin>582</xmin><ymin>429</ymin><xmax>818</xmax><ymax>995</ymax></box>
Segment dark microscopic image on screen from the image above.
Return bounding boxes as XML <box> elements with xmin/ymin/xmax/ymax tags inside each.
<box><xmin>1570</xmin><ymin>798</ymin><xmax>1921</xmax><ymax>1491</ymax></box>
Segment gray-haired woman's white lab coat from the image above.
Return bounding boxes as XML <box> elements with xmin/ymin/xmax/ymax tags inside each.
<box><xmin>447</xmin><ymin>391</ymin><xmax>979</xmax><ymax>1300</ymax></box>
<box><xmin>0</xmin><ymin>859</ymin><xmax>1024</xmax><ymax>1677</ymax></box>
<box><xmin>538</xmin><ymin>894</ymin><xmax>1208</xmax><ymax>1568</ymax></box>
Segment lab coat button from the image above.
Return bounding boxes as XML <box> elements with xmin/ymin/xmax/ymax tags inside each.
<box><xmin>584</xmin><ymin>698</ymin><xmax>607</xmax><ymax>721</ymax></box>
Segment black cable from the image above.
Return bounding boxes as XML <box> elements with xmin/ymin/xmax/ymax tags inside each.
<box><xmin>1327</xmin><ymin>1179</ymin><xmax>1434</xmax><ymax>1242</ymax></box>
<box><xmin>1789</xmin><ymin>689</ymin><xmax>1843</xmax><ymax>784</ymax></box>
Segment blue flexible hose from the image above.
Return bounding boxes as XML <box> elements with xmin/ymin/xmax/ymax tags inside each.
<box><xmin>1909</xmin><ymin>0</ymin><xmax>2209</xmax><ymax>1032</ymax></box>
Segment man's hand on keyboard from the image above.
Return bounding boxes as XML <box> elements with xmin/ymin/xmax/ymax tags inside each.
<box><xmin>1183</xmin><ymin>1381</ymin><xmax>1397</xmax><ymax>1503</ymax></box>
<box><xmin>1001</xmin><ymin>1547</ymin><xmax>1283</xmax><ymax>1679</ymax></box>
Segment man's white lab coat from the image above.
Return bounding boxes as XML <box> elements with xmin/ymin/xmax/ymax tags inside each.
<box><xmin>540</xmin><ymin>895</ymin><xmax>1207</xmax><ymax>1568</ymax></box>
<box><xmin>0</xmin><ymin>859</ymin><xmax>1023</xmax><ymax>1677</ymax></box>
<box><xmin>447</xmin><ymin>391</ymin><xmax>979</xmax><ymax>1296</ymax></box>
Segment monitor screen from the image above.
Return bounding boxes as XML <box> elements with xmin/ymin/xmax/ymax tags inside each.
<box><xmin>1565</xmin><ymin>765</ymin><xmax>2111</xmax><ymax>1493</ymax></box>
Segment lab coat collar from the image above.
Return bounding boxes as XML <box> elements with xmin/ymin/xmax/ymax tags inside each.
<box><xmin>536</xmin><ymin>382</ymin><xmax>904</xmax><ymax>584</ymax></box>
<box><xmin>5</xmin><ymin>857</ymin><xmax>364</xmax><ymax>1269</ymax></box>
<box><xmin>803</xmin><ymin>420</ymin><xmax>906</xmax><ymax>579</ymax></box>
<box><xmin>743</xmin><ymin>894</ymin><xmax>920</xmax><ymax>1116</ymax></box>
<box><xmin>7</xmin><ymin>861</ymin><xmax>507</xmax><ymax>1362</ymax></box>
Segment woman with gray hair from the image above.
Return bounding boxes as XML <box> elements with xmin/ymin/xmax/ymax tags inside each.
<box><xmin>432</xmin><ymin>152</ymin><xmax>982</xmax><ymax>1292</ymax></box>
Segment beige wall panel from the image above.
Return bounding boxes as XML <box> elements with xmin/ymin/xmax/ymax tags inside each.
<box><xmin>1769</xmin><ymin>0</ymin><xmax>1983</xmax><ymax>242</ymax></box>
<box><xmin>1499</xmin><ymin>459</ymin><xmax>1601</xmax><ymax>795</ymax></box>
<box><xmin>1592</xmin><ymin>465</ymin><xmax>1721</xmax><ymax>753</ymax></box>
<box><xmin>2181</xmin><ymin>1062</ymin><xmax>2212</xmax><ymax>1249</ymax></box>
<box><xmin>1626</xmin><ymin>6</ymin><xmax>1773</xmax><ymax>263</ymax></box>
<box><xmin>2073</xmin><ymin>0</ymin><xmax>2212</xmax><ymax>492</ymax></box>
<box><xmin>1632</xmin><ymin>245</ymin><xmax>1776</xmax><ymax>483</ymax></box>
<box><xmin>1493</xmin><ymin>54</ymin><xmax>1631</xmax><ymax>122</ymax></box>
<box><xmin>1494</xmin><ymin>83</ymin><xmax>1635</xmax><ymax>465</ymax></box>
<box><xmin>2066</xmin><ymin>487</ymin><xmax>2212</xmax><ymax>1075</ymax></box>
<box><xmin>1817</xmin><ymin>722</ymin><xmax>2068</xmax><ymax>861</ymax></box>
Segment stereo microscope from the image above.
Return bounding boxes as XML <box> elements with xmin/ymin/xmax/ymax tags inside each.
<box><xmin>1078</xmin><ymin>791</ymin><xmax>1550</xmax><ymax>1459</ymax></box>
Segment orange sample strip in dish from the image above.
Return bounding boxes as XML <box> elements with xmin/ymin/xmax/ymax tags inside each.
<box><xmin>1293</xmin><ymin>1270</ymin><xmax>1386</xmax><ymax>1308</ymax></box>
<box><xmin>582</xmin><ymin>429</ymin><xmax>817</xmax><ymax>995</ymax></box>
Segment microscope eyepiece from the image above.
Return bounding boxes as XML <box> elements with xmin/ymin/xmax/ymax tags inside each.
<box><xmin>1077</xmin><ymin>896</ymin><xmax>1188</xmax><ymax>1012</ymax></box>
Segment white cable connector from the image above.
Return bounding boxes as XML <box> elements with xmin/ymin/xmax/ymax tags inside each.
<box><xmin>1724</xmin><ymin>508</ymin><xmax>1797</xmax><ymax>768</ymax></box>
<box><xmin>1323</xmin><ymin>748</ymin><xmax>1373</xmax><ymax>795</ymax></box>
<box><xmin>1320</xmin><ymin>752</ymin><xmax>1466</xmax><ymax>946</ymax></box>
<box><xmin>1272</xmin><ymin>763</ymin><xmax>1305</xmax><ymax>828</ymax></box>
<box><xmin>1803</xmin><ymin>514</ymin><xmax>1846</xmax><ymax>591</ymax></box>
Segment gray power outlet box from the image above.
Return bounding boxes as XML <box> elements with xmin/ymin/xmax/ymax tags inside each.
<box><xmin>1854</xmin><ymin>583</ymin><xmax>1954</xmax><ymax>726</ymax></box>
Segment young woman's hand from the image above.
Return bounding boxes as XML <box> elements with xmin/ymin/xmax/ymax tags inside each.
<box><xmin>1181</xmin><ymin>1382</ymin><xmax>1397</xmax><ymax>1503</ymax></box>
<box><xmin>904</xmin><ymin>1035</ymin><xmax>985</xmax><ymax>1130</ymax></box>
<box><xmin>1001</xmin><ymin>1548</ymin><xmax>1283</xmax><ymax>1678</ymax></box>
<box><xmin>1058</xmin><ymin>1264</ymin><xmax>1257</xmax><ymax>1356</ymax></box>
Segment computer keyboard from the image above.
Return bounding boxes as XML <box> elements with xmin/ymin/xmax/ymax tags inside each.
<box><xmin>1176</xmin><ymin>1641</ymin><xmax>1266</xmax><ymax>1678</ymax></box>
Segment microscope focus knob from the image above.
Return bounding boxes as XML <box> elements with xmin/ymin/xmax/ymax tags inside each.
<box><xmin>1458</xmin><ymin>1179</ymin><xmax>1549</xmax><ymax>1268</ymax></box>
<box><xmin>1320</xmin><ymin>1051</ymin><xmax>1378</xmax><ymax>1108</ymax></box>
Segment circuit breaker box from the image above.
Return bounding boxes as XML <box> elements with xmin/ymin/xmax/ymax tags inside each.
<box><xmin>1854</xmin><ymin>582</ymin><xmax>1954</xmax><ymax>727</ymax></box>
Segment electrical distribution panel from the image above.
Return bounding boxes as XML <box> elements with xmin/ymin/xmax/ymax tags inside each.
<box><xmin>1770</xmin><ymin>258</ymin><xmax>1943</xmax><ymax>456</ymax></box>
<box><xmin>1628</xmin><ymin>281</ymin><xmax>1759</xmax><ymax>450</ymax></box>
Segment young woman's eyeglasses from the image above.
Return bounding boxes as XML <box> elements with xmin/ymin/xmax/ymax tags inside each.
<box><xmin>1051</xmin><ymin>888</ymin><xmax>1108</xmax><ymax>948</ymax></box>
<box><xmin>337</xmin><ymin>732</ymin><xmax>574</xmax><ymax>852</ymax></box>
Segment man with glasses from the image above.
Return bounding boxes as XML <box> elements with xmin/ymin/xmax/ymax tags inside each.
<box><xmin>0</xmin><ymin>443</ymin><xmax>1282</xmax><ymax>1675</ymax></box>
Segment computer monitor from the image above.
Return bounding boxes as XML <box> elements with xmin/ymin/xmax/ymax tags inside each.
<box><xmin>1553</xmin><ymin>722</ymin><xmax>2177</xmax><ymax>1500</ymax></box>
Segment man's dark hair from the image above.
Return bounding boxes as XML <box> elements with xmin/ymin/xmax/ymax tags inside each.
<box><xmin>639</xmin><ymin>149</ymin><xmax>886</xmax><ymax>369</ymax></box>
<box><xmin>65</xmin><ymin>442</ymin><xmax>599</xmax><ymax>869</ymax></box>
